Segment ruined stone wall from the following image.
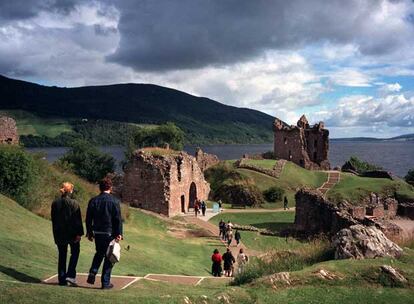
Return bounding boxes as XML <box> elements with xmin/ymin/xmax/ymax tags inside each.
<box><xmin>304</xmin><ymin>128</ymin><xmax>330</xmax><ymax>170</ymax></box>
<box><xmin>169</xmin><ymin>155</ymin><xmax>210</xmax><ymax>216</ymax></box>
<box><xmin>294</xmin><ymin>189</ymin><xmax>406</xmax><ymax>243</ymax></box>
<box><xmin>120</xmin><ymin>149</ymin><xmax>210</xmax><ymax>217</ymax></box>
<box><xmin>195</xmin><ymin>148</ymin><xmax>219</xmax><ymax>171</ymax></box>
<box><xmin>294</xmin><ymin>189</ymin><xmax>357</xmax><ymax>234</ymax></box>
<box><xmin>121</xmin><ymin>154</ymin><xmax>170</xmax><ymax>215</ymax></box>
<box><xmin>0</xmin><ymin>116</ymin><xmax>19</xmax><ymax>145</ymax></box>
<box><xmin>273</xmin><ymin>115</ymin><xmax>330</xmax><ymax>170</ymax></box>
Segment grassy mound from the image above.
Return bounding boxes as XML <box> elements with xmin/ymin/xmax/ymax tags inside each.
<box><xmin>207</xmin><ymin>161</ymin><xmax>327</xmax><ymax>208</ymax></box>
<box><xmin>328</xmin><ymin>173</ymin><xmax>414</xmax><ymax>203</ymax></box>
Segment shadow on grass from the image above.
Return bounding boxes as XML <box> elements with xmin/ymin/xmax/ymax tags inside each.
<box><xmin>250</xmin><ymin>222</ymin><xmax>293</xmax><ymax>232</ymax></box>
<box><xmin>0</xmin><ymin>265</ymin><xmax>41</xmax><ymax>283</ymax></box>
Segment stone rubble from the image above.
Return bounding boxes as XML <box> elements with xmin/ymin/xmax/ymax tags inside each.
<box><xmin>332</xmin><ymin>225</ymin><xmax>403</xmax><ymax>259</ymax></box>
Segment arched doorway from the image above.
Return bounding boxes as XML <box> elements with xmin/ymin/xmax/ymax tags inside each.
<box><xmin>189</xmin><ymin>182</ymin><xmax>197</xmax><ymax>210</ymax></box>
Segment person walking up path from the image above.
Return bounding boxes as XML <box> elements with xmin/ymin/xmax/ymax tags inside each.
<box><xmin>51</xmin><ymin>182</ymin><xmax>84</xmax><ymax>286</ymax></box>
<box><xmin>86</xmin><ymin>178</ymin><xmax>123</xmax><ymax>290</ymax></box>
<box><xmin>236</xmin><ymin>248</ymin><xmax>248</xmax><ymax>275</ymax></box>
<box><xmin>211</xmin><ymin>249</ymin><xmax>223</xmax><ymax>277</ymax></box>
<box><xmin>222</xmin><ymin>248</ymin><xmax>236</xmax><ymax>277</ymax></box>
<box><xmin>234</xmin><ymin>230</ymin><xmax>241</xmax><ymax>247</ymax></box>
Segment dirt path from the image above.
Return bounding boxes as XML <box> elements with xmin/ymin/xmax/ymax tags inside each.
<box><xmin>183</xmin><ymin>215</ymin><xmax>260</xmax><ymax>258</ymax></box>
<box><xmin>318</xmin><ymin>171</ymin><xmax>340</xmax><ymax>196</ymax></box>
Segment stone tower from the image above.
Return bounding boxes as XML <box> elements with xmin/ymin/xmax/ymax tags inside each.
<box><xmin>273</xmin><ymin>115</ymin><xmax>330</xmax><ymax>170</ymax></box>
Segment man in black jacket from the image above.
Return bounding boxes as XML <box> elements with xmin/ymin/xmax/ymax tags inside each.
<box><xmin>86</xmin><ymin>177</ymin><xmax>123</xmax><ymax>289</ymax></box>
<box><xmin>51</xmin><ymin>182</ymin><xmax>84</xmax><ymax>286</ymax></box>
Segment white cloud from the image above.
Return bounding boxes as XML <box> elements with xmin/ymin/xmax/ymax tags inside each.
<box><xmin>327</xmin><ymin>68</ymin><xmax>373</xmax><ymax>87</ymax></box>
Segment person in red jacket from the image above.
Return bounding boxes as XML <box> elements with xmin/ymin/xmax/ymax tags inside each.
<box><xmin>211</xmin><ymin>249</ymin><xmax>222</xmax><ymax>277</ymax></box>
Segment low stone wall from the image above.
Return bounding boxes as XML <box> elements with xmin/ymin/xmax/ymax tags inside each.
<box><xmin>195</xmin><ymin>148</ymin><xmax>219</xmax><ymax>171</ymax></box>
<box><xmin>236</xmin><ymin>158</ymin><xmax>282</xmax><ymax>178</ymax></box>
<box><xmin>232</xmin><ymin>223</ymin><xmax>279</xmax><ymax>236</ymax></box>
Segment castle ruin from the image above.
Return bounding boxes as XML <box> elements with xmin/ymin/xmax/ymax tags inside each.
<box><xmin>117</xmin><ymin>148</ymin><xmax>210</xmax><ymax>217</ymax></box>
<box><xmin>273</xmin><ymin>115</ymin><xmax>330</xmax><ymax>170</ymax></box>
<box><xmin>0</xmin><ymin>116</ymin><xmax>19</xmax><ymax>145</ymax></box>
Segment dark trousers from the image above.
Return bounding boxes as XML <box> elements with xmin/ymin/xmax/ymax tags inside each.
<box><xmin>89</xmin><ymin>234</ymin><xmax>113</xmax><ymax>287</ymax></box>
<box><xmin>57</xmin><ymin>241</ymin><xmax>80</xmax><ymax>285</ymax></box>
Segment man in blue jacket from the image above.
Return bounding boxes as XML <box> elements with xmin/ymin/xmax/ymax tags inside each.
<box><xmin>86</xmin><ymin>177</ymin><xmax>123</xmax><ymax>289</ymax></box>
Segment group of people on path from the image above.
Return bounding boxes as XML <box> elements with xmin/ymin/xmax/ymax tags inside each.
<box><xmin>211</xmin><ymin>247</ymin><xmax>248</xmax><ymax>277</ymax></box>
<box><xmin>194</xmin><ymin>199</ymin><xmax>207</xmax><ymax>217</ymax></box>
<box><xmin>219</xmin><ymin>219</ymin><xmax>241</xmax><ymax>247</ymax></box>
<box><xmin>51</xmin><ymin>178</ymin><xmax>123</xmax><ymax>289</ymax></box>
<box><xmin>211</xmin><ymin>219</ymin><xmax>247</xmax><ymax>277</ymax></box>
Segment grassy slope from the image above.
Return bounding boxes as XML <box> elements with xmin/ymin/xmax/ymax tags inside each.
<box><xmin>1</xmin><ymin>195</ymin><xmax>414</xmax><ymax>303</ymax></box>
<box><xmin>328</xmin><ymin>173</ymin><xmax>414</xmax><ymax>202</ymax></box>
<box><xmin>210</xmin><ymin>211</ymin><xmax>302</xmax><ymax>252</ymax></box>
<box><xmin>0</xmin><ymin>194</ymin><xmax>223</xmax><ymax>280</ymax></box>
<box><xmin>234</xmin><ymin>161</ymin><xmax>327</xmax><ymax>208</ymax></box>
<box><xmin>244</xmin><ymin>159</ymin><xmax>277</xmax><ymax>169</ymax></box>
<box><xmin>0</xmin><ymin>110</ymin><xmax>72</xmax><ymax>137</ymax></box>
<box><xmin>21</xmin><ymin>154</ymin><xmax>99</xmax><ymax>219</ymax></box>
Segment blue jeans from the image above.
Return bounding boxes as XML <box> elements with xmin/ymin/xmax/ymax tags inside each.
<box><xmin>89</xmin><ymin>234</ymin><xmax>113</xmax><ymax>287</ymax></box>
<box><xmin>57</xmin><ymin>241</ymin><xmax>80</xmax><ymax>285</ymax></box>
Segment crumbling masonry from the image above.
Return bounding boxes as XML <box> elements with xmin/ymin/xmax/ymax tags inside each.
<box><xmin>118</xmin><ymin>148</ymin><xmax>210</xmax><ymax>217</ymax></box>
<box><xmin>0</xmin><ymin>116</ymin><xmax>19</xmax><ymax>145</ymax></box>
<box><xmin>273</xmin><ymin>115</ymin><xmax>330</xmax><ymax>170</ymax></box>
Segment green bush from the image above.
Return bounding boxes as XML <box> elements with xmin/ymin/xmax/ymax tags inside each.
<box><xmin>57</xmin><ymin>140</ymin><xmax>115</xmax><ymax>182</ymax></box>
<box><xmin>345</xmin><ymin>156</ymin><xmax>382</xmax><ymax>173</ymax></box>
<box><xmin>263</xmin><ymin>186</ymin><xmax>285</xmax><ymax>202</ymax></box>
<box><xmin>204</xmin><ymin>162</ymin><xmax>246</xmax><ymax>192</ymax></box>
<box><xmin>214</xmin><ymin>183</ymin><xmax>264</xmax><ymax>207</ymax></box>
<box><xmin>405</xmin><ymin>169</ymin><xmax>414</xmax><ymax>185</ymax></box>
<box><xmin>0</xmin><ymin>145</ymin><xmax>37</xmax><ymax>205</ymax></box>
<box><xmin>262</xmin><ymin>151</ymin><xmax>275</xmax><ymax>159</ymax></box>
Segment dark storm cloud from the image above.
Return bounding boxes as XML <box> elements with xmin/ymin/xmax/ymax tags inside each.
<box><xmin>0</xmin><ymin>0</ymin><xmax>81</xmax><ymax>21</ymax></box>
<box><xmin>107</xmin><ymin>0</ymin><xmax>414</xmax><ymax>71</ymax></box>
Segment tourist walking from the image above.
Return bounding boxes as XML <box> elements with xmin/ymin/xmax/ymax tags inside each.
<box><xmin>236</xmin><ymin>248</ymin><xmax>248</xmax><ymax>274</ymax></box>
<box><xmin>226</xmin><ymin>229</ymin><xmax>233</xmax><ymax>247</ymax></box>
<box><xmin>235</xmin><ymin>230</ymin><xmax>241</xmax><ymax>246</ymax></box>
<box><xmin>86</xmin><ymin>178</ymin><xmax>123</xmax><ymax>290</ymax></box>
<box><xmin>211</xmin><ymin>249</ymin><xmax>223</xmax><ymax>277</ymax></box>
<box><xmin>222</xmin><ymin>248</ymin><xmax>236</xmax><ymax>277</ymax></box>
<box><xmin>219</xmin><ymin>219</ymin><xmax>226</xmax><ymax>240</ymax></box>
<box><xmin>201</xmin><ymin>200</ymin><xmax>207</xmax><ymax>216</ymax></box>
<box><xmin>283</xmin><ymin>196</ymin><xmax>289</xmax><ymax>210</ymax></box>
<box><xmin>51</xmin><ymin>182</ymin><xmax>84</xmax><ymax>286</ymax></box>
<box><xmin>194</xmin><ymin>200</ymin><xmax>200</xmax><ymax>217</ymax></box>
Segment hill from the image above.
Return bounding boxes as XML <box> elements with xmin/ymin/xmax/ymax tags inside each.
<box><xmin>0</xmin><ymin>75</ymin><xmax>274</xmax><ymax>144</ymax></box>
<box><xmin>332</xmin><ymin>133</ymin><xmax>414</xmax><ymax>142</ymax></box>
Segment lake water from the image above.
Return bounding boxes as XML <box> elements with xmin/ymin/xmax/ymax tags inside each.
<box><xmin>27</xmin><ymin>141</ymin><xmax>414</xmax><ymax>177</ymax></box>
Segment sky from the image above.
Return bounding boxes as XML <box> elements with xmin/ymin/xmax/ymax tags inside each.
<box><xmin>1</xmin><ymin>0</ymin><xmax>414</xmax><ymax>138</ymax></box>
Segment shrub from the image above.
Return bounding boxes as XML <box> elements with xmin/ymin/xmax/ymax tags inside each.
<box><xmin>405</xmin><ymin>169</ymin><xmax>414</xmax><ymax>185</ymax></box>
<box><xmin>263</xmin><ymin>186</ymin><xmax>285</xmax><ymax>202</ymax></box>
<box><xmin>343</xmin><ymin>156</ymin><xmax>382</xmax><ymax>173</ymax></box>
<box><xmin>204</xmin><ymin>162</ymin><xmax>246</xmax><ymax>191</ymax></box>
<box><xmin>262</xmin><ymin>151</ymin><xmax>275</xmax><ymax>159</ymax></box>
<box><xmin>0</xmin><ymin>145</ymin><xmax>37</xmax><ymax>204</ymax></box>
<box><xmin>214</xmin><ymin>183</ymin><xmax>264</xmax><ymax>207</ymax></box>
<box><xmin>233</xmin><ymin>237</ymin><xmax>333</xmax><ymax>285</ymax></box>
<box><xmin>57</xmin><ymin>140</ymin><xmax>115</xmax><ymax>182</ymax></box>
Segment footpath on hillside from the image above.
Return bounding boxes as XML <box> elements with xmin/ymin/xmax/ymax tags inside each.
<box><xmin>318</xmin><ymin>171</ymin><xmax>341</xmax><ymax>196</ymax></box>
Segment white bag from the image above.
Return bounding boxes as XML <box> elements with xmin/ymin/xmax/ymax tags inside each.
<box><xmin>106</xmin><ymin>239</ymin><xmax>121</xmax><ymax>264</ymax></box>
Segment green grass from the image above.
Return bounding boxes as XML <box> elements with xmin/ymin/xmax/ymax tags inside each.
<box><xmin>2</xmin><ymin>194</ymin><xmax>414</xmax><ymax>303</ymax></box>
<box><xmin>244</xmin><ymin>159</ymin><xmax>277</xmax><ymax>169</ymax></box>
<box><xmin>0</xmin><ymin>194</ymin><xmax>225</xmax><ymax>281</ymax></box>
<box><xmin>209</xmin><ymin>211</ymin><xmax>309</xmax><ymax>252</ymax></box>
<box><xmin>328</xmin><ymin>173</ymin><xmax>414</xmax><ymax>203</ymax></box>
<box><xmin>235</xmin><ymin>161</ymin><xmax>327</xmax><ymax>208</ymax></box>
<box><xmin>0</xmin><ymin>110</ymin><xmax>73</xmax><ymax>137</ymax></box>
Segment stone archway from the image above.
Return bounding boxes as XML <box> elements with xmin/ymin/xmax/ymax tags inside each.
<box><xmin>189</xmin><ymin>182</ymin><xmax>197</xmax><ymax>210</ymax></box>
